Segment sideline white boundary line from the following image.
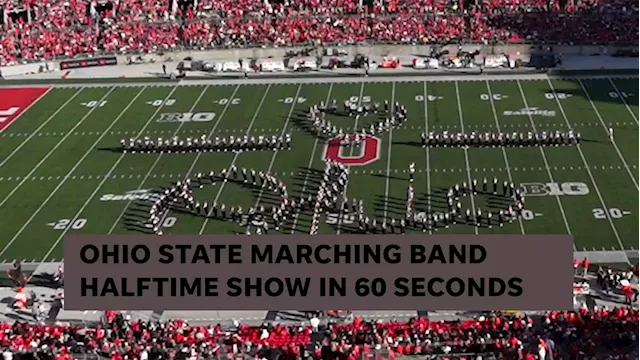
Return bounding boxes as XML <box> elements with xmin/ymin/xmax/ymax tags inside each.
<box><xmin>0</xmin><ymin>72</ymin><xmax>631</xmax><ymax>89</ymax></box>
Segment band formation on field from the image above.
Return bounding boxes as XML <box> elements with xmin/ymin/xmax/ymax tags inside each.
<box><xmin>0</xmin><ymin>76</ymin><xmax>637</xmax><ymax>267</ymax></box>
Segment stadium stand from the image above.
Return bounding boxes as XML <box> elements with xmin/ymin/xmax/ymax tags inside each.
<box><xmin>0</xmin><ymin>0</ymin><xmax>638</xmax><ymax>65</ymax></box>
<box><xmin>0</xmin><ymin>309</ymin><xmax>637</xmax><ymax>359</ymax></box>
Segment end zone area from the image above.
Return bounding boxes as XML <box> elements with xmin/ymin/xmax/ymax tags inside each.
<box><xmin>0</xmin><ymin>76</ymin><xmax>637</xmax><ymax>266</ymax></box>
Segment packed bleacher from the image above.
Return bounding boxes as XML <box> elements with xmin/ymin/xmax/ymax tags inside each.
<box><xmin>0</xmin><ymin>308</ymin><xmax>637</xmax><ymax>360</ymax></box>
<box><xmin>0</xmin><ymin>0</ymin><xmax>638</xmax><ymax>66</ymax></box>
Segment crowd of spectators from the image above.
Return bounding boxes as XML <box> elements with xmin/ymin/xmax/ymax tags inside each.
<box><xmin>0</xmin><ymin>308</ymin><xmax>637</xmax><ymax>360</ymax></box>
<box><xmin>0</xmin><ymin>0</ymin><xmax>637</xmax><ymax>66</ymax></box>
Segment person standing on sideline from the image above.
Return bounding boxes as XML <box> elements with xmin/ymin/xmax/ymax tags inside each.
<box><xmin>310</xmin><ymin>316</ymin><xmax>320</xmax><ymax>332</ymax></box>
<box><xmin>581</xmin><ymin>257</ymin><xmax>590</xmax><ymax>278</ymax></box>
<box><xmin>608</xmin><ymin>127</ymin><xmax>614</xmax><ymax>142</ymax></box>
<box><xmin>162</xmin><ymin>64</ymin><xmax>166</xmax><ymax>74</ymax></box>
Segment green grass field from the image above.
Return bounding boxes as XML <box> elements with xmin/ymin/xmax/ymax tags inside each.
<box><xmin>0</xmin><ymin>77</ymin><xmax>637</xmax><ymax>265</ymax></box>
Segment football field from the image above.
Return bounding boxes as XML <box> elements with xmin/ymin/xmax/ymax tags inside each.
<box><xmin>0</xmin><ymin>76</ymin><xmax>637</xmax><ymax>266</ymax></box>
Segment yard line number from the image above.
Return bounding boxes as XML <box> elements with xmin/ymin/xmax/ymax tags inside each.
<box><xmin>609</xmin><ymin>92</ymin><xmax>633</xmax><ymax>99</ymax></box>
<box><xmin>82</xmin><ymin>100</ymin><xmax>107</xmax><ymax>108</ymax></box>
<box><xmin>415</xmin><ymin>95</ymin><xmax>443</xmax><ymax>102</ymax></box>
<box><xmin>214</xmin><ymin>98</ymin><xmax>241</xmax><ymax>105</ymax></box>
<box><xmin>50</xmin><ymin>218</ymin><xmax>87</xmax><ymax>230</ymax></box>
<box><xmin>144</xmin><ymin>217</ymin><xmax>177</xmax><ymax>229</ymax></box>
<box><xmin>280</xmin><ymin>97</ymin><xmax>307</xmax><ymax>104</ymax></box>
<box><xmin>350</xmin><ymin>96</ymin><xmax>371</xmax><ymax>103</ymax></box>
<box><xmin>149</xmin><ymin>99</ymin><xmax>176</xmax><ymax>106</ymax></box>
<box><xmin>163</xmin><ymin>217</ymin><xmax>177</xmax><ymax>228</ymax></box>
<box><xmin>592</xmin><ymin>208</ymin><xmax>630</xmax><ymax>219</ymax></box>
<box><xmin>545</xmin><ymin>92</ymin><xmax>572</xmax><ymax>100</ymax></box>
<box><xmin>480</xmin><ymin>94</ymin><xmax>507</xmax><ymax>101</ymax></box>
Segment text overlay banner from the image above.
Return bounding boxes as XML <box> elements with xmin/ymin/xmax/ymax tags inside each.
<box><xmin>64</xmin><ymin>234</ymin><xmax>573</xmax><ymax>311</ymax></box>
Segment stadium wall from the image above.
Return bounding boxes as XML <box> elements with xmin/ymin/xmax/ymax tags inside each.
<box><xmin>115</xmin><ymin>44</ymin><xmax>638</xmax><ymax>62</ymax></box>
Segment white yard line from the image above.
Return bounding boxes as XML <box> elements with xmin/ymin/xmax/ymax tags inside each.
<box><xmin>179</xmin><ymin>86</ymin><xmax>241</xmax><ymax>180</ymax></box>
<box><xmin>515</xmin><ymin>80</ymin><xmax>573</xmax><ymax>235</ymax></box>
<box><xmin>197</xmin><ymin>85</ymin><xmax>273</xmax><ymax>234</ymax></box>
<box><xmin>39</xmin><ymin>86</ymin><xmax>219</xmax><ymax>266</ymax></box>
<box><xmin>576</xmin><ymin>79</ymin><xmax>639</xmax><ymax>191</ymax></box>
<box><xmin>153</xmin><ymin>85</ymin><xmax>242</xmax><ymax>230</ymax></box>
<box><xmin>547</xmin><ymin>78</ymin><xmax>629</xmax><ymax>256</ymax></box>
<box><xmin>423</xmin><ymin>81</ymin><xmax>432</xmax><ymax>235</ymax></box>
<box><xmin>290</xmin><ymin>84</ymin><xmax>334</xmax><ymax>234</ymax></box>
<box><xmin>36</xmin><ymin>87</ymin><xmax>199</xmax><ymax>266</ymax></box>
<box><xmin>335</xmin><ymin>83</ymin><xmax>366</xmax><ymax>235</ymax></box>
<box><xmin>0</xmin><ymin>89</ymin><xmax>82</xmax><ymax>169</ymax></box>
<box><xmin>0</xmin><ymin>86</ymin><xmax>53</xmax><ymax>134</ymax></box>
<box><xmin>381</xmin><ymin>82</ymin><xmax>395</xmax><ymax>221</ymax></box>
<box><xmin>454</xmin><ymin>81</ymin><xmax>479</xmax><ymax>235</ymax></box>
<box><xmin>0</xmin><ymin>87</ymin><xmax>115</xmax><ymax>210</ymax></box>
<box><xmin>107</xmin><ymin>85</ymin><xmax>210</xmax><ymax>234</ymax></box>
<box><xmin>0</xmin><ymin>87</ymin><xmax>145</xmax><ymax>259</ymax></box>
<box><xmin>242</xmin><ymin>84</ymin><xmax>304</xmax><ymax>233</ymax></box>
<box><xmin>606</xmin><ymin>77</ymin><xmax>639</xmax><ymax>125</ymax></box>
<box><xmin>485</xmin><ymin>81</ymin><xmax>526</xmax><ymax>235</ymax></box>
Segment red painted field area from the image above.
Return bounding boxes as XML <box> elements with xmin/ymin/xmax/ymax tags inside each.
<box><xmin>0</xmin><ymin>87</ymin><xmax>50</xmax><ymax>132</ymax></box>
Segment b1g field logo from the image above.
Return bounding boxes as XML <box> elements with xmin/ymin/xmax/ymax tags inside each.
<box><xmin>520</xmin><ymin>182</ymin><xmax>589</xmax><ymax>196</ymax></box>
<box><xmin>323</xmin><ymin>135</ymin><xmax>381</xmax><ymax>166</ymax></box>
<box><xmin>156</xmin><ymin>112</ymin><xmax>216</xmax><ymax>123</ymax></box>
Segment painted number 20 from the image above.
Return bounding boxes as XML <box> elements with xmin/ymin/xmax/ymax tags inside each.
<box><xmin>593</xmin><ymin>208</ymin><xmax>624</xmax><ymax>219</ymax></box>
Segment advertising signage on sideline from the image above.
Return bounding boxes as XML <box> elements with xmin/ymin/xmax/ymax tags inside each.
<box><xmin>60</xmin><ymin>56</ymin><xmax>117</xmax><ymax>70</ymax></box>
<box><xmin>64</xmin><ymin>234</ymin><xmax>574</xmax><ymax>311</ymax></box>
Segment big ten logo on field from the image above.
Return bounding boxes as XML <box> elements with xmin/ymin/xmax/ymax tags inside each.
<box><xmin>520</xmin><ymin>182</ymin><xmax>589</xmax><ymax>197</ymax></box>
<box><xmin>156</xmin><ymin>112</ymin><xmax>216</xmax><ymax>123</ymax></box>
<box><xmin>323</xmin><ymin>135</ymin><xmax>381</xmax><ymax>166</ymax></box>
